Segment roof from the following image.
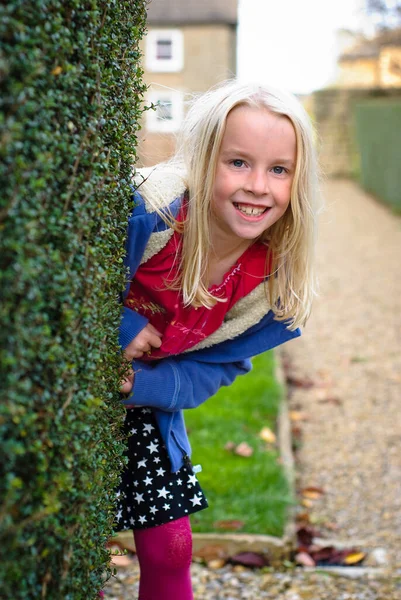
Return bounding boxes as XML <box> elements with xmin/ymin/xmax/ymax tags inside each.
<box><xmin>146</xmin><ymin>0</ymin><xmax>238</xmax><ymax>25</ymax></box>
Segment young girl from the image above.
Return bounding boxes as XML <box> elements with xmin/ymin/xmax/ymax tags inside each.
<box><xmin>114</xmin><ymin>79</ymin><xmax>319</xmax><ymax>599</ymax></box>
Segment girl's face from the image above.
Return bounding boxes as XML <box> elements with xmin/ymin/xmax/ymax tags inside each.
<box><xmin>211</xmin><ymin>105</ymin><xmax>296</xmax><ymax>248</ymax></box>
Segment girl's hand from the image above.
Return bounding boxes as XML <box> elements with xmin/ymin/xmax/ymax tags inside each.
<box><xmin>121</xmin><ymin>369</ymin><xmax>135</xmax><ymax>394</ymax></box>
<box><xmin>124</xmin><ymin>323</ymin><xmax>162</xmax><ymax>360</ymax></box>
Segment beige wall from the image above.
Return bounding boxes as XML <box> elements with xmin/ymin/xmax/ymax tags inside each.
<box><xmin>336</xmin><ymin>48</ymin><xmax>401</xmax><ymax>90</ymax></box>
<box><xmin>379</xmin><ymin>47</ymin><xmax>401</xmax><ymax>87</ymax></box>
<box><xmin>336</xmin><ymin>58</ymin><xmax>378</xmax><ymax>88</ymax></box>
<box><xmin>138</xmin><ymin>23</ymin><xmax>236</xmax><ymax>166</ymax></box>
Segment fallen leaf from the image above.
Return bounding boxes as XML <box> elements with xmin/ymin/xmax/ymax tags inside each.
<box><xmin>51</xmin><ymin>65</ymin><xmax>63</xmax><ymax>76</ymax></box>
<box><xmin>301</xmin><ymin>486</ymin><xmax>325</xmax><ymax>499</ymax></box>
<box><xmin>289</xmin><ymin>411</ymin><xmax>309</xmax><ymax>422</ymax></box>
<box><xmin>316</xmin><ymin>390</ymin><xmax>342</xmax><ymax>406</ymax></box>
<box><xmin>193</xmin><ymin>544</ymin><xmax>227</xmax><ymax>562</ymax></box>
<box><xmin>234</xmin><ymin>442</ymin><xmax>253</xmax><ymax>457</ymax></box>
<box><xmin>291</xmin><ymin>425</ymin><xmax>302</xmax><ymax>439</ymax></box>
<box><xmin>230</xmin><ymin>552</ymin><xmax>268</xmax><ymax>568</ymax></box>
<box><xmin>315</xmin><ymin>371</ymin><xmax>333</xmax><ymax>387</ymax></box>
<box><xmin>319</xmin><ymin>397</ymin><xmax>342</xmax><ymax>406</ymax></box>
<box><xmin>344</xmin><ymin>552</ymin><xmax>366</xmax><ymax>565</ymax></box>
<box><xmin>259</xmin><ymin>427</ymin><xmax>276</xmax><ymax>444</ymax></box>
<box><xmin>224</xmin><ymin>441</ymin><xmax>236</xmax><ymax>451</ymax></box>
<box><xmin>295</xmin><ymin>552</ymin><xmax>316</xmax><ymax>567</ymax></box>
<box><xmin>295</xmin><ymin>512</ymin><xmax>310</xmax><ymax>523</ymax></box>
<box><xmin>207</xmin><ymin>559</ymin><xmax>226</xmax><ymax>569</ymax></box>
<box><xmin>310</xmin><ymin>546</ymin><xmax>337</xmax><ymax>563</ymax></box>
<box><xmin>286</xmin><ymin>375</ymin><xmax>315</xmax><ymax>388</ymax></box>
<box><xmin>214</xmin><ymin>519</ymin><xmax>245</xmax><ymax>531</ymax></box>
<box><xmin>296</xmin><ymin>525</ymin><xmax>316</xmax><ymax>547</ymax></box>
<box><xmin>323</xmin><ymin>521</ymin><xmax>339</xmax><ymax>531</ymax></box>
<box><xmin>309</xmin><ymin>546</ymin><xmax>363</xmax><ymax>566</ymax></box>
<box><xmin>297</xmin><ymin>524</ymin><xmax>320</xmax><ymax>547</ymax></box>
<box><xmin>301</xmin><ymin>498</ymin><xmax>314</xmax><ymax>508</ymax></box>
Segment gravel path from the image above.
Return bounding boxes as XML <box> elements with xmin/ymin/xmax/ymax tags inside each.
<box><xmin>282</xmin><ymin>179</ymin><xmax>401</xmax><ymax>565</ymax></box>
<box><xmin>103</xmin><ymin>180</ymin><xmax>401</xmax><ymax>598</ymax></box>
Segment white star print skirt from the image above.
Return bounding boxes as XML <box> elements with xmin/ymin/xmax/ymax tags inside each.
<box><xmin>114</xmin><ymin>407</ymin><xmax>208</xmax><ymax>531</ymax></box>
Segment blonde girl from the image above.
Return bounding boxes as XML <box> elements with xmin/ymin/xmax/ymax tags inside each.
<box><xmin>113</xmin><ymin>80</ymin><xmax>319</xmax><ymax>600</ymax></box>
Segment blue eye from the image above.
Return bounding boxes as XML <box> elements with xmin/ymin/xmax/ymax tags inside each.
<box><xmin>232</xmin><ymin>159</ymin><xmax>245</xmax><ymax>168</ymax></box>
<box><xmin>272</xmin><ymin>166</ymin><xmax>286</xmax><ymax>174</ymax></box>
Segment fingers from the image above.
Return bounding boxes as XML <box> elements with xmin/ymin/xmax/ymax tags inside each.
<box><xmin>147</xmin><ymin>332</ymin><xmax>162</xmax><ymax>349</ymax></box>
<box><xmin>123</xmin><ymin>323</ymin><xmax>163</xmax><ymax>360</ymax></box>
<box><xmin>146</xmin><ymin>323</ymin><xmax>162</xmax><ymax>337</ymax></box>
<box><xmin>121</xmin><ymin>370</ymin><xmax>134</xmax><ymax>394</ymax></box>
<box><xmin>145</xmin><ymin>324</ymin><xmax>162</xmax><ymax>349</ymax></box>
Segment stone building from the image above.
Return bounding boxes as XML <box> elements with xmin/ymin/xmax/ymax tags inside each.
<box><xmin>138</xmin><ymin>0</ymin><xmax>238</xmax><ymax>166</ymax></box>
<box><xmin>336</xmin><ymin>28</ymin><xmax>401</xmax><ymax>89</ymax></box>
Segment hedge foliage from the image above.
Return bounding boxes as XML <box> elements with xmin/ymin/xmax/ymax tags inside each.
<box><xmin>0</xmin><ymin>1</ymin><xmax>147</xmax><ymax>597</ymax></box>
<box><xmin>354</xmin><ymin>98</ymin><xmax>401</xmax><ymax>212</ymax></box>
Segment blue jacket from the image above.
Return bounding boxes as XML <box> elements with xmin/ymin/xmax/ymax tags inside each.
<box><xmin>119</xmin><ymin>166</ymin><xmax>300</xmax><ymax>472</ymax></box>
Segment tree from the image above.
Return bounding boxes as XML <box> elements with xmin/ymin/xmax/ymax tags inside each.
<box><xmin>366</xmin><ymin>0</ymin><xmax>401</xmax><ymax>29</ymax></box>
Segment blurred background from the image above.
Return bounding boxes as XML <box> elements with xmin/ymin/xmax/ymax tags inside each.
<box><xmin>137</xmin><ymin>0</ymin><xmax>401</xmax><ymax>211</ymax></box>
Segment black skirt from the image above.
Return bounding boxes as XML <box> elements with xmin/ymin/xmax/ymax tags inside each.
<box><xmin>114</xmin><ymin>407</ymin><xmax>208</xmax><ymax>531</ymax></box>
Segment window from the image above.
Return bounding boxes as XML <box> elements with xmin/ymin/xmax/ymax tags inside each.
<box><xmin>146</xmin><ymin>89</ymin><xmax>184</xmax><ymax>133</ymax></box>
<box><xmin>146</xmin><ymin>29</ymin><xmax>184</xmax><ymax>72</ymax></box>
<box><xmin>156</xmin><ymin>39</ymin><xmax>173</xmax><ymax>60</ymax></box>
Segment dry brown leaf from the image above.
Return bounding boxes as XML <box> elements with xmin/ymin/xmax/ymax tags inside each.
<box><xmin>316</xmin><ymin>390</ymin><xmax>342</xmax><ymax>406</ymax></box>
<box><xmin>193</xmin><ymin>544</ymin><xmax>227</xmax><ymax>562</ymax></box>
<box><xmin>323</xmin><ymin>521</ymin><xmax>339</xmax><ymax>531</ymax></box>
<box><xmin>286</xmin><ymin>375</ymin><xmax>315</xmax><ymax>388</ymax></box>
<box><xmin>295</xmin><ymin>511</ymin><xmax>310</xmax><ymax>523</ymax></box>
<box><xmin>214</xmin><ymin>519</ymin><xmax>244</xmax><ymax>531</ymax></box>
<box><xmin>230</xmin><ymin>552</ymin><xmax>268</xmax><ymax>568</ymax></box>
<box><xmin>301</xmin><ymin>486</ymin><xmax>325</xmax><ymax>499</ymax></box>
<box><xmin>289</xmin><ymin>411</ymin><xmax>309</xmax><ymax>422</ymax></box>
<box><xmin>301</xmin><ymin>498</ymin><xmax>314</xmax><ymax>508</ymax></box>
<box><xmin>295</xmin><ymin>551</ymin><xmax>316</xmax><ymax>567</ymax></box>
<box><xmin>234</xmin><ymin>442</ymin><xmax>253</xmax><ymax>457</ymax></box>
<box><xmin>259</xmin><ymin>427</ymin><xmax>276</xmax><ymax>444</ymax></box>
<box><xmin>207</xmin><ymin>559</ymin><xmax>226</xmax><ymax>569</ymax></box>
<box><xmin>344</xmin><ymin>552</ymin><xmax>366</xmax><ymax>565</ymax></box>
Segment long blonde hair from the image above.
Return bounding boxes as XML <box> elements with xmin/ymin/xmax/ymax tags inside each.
<box><xmin>140</xmin><ymin>80</ymin><xmax>320</xmax><ymax>330</ymax></box>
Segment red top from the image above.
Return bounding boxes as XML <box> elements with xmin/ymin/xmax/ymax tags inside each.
<box><xmin>124</xmin><ymin>210</ymin><xmax>270</xmax><ymax>359</ymax></box>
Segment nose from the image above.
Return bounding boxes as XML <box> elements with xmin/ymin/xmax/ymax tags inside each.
<box><xmin>244</xmin><ymin>169</ymin><xmax>269</xmax><ymax>196</ymax></box>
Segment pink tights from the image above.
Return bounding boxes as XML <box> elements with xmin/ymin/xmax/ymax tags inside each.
<box><xmin>134</xmin><ymin>516</ymin><xmax>193</xmax><ymax>600</ymax></box>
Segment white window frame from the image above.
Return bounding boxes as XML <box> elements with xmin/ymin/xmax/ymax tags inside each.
<box><xmin>146</xmin><ymin>89</ymin><xmax>184</xmax><ymax>133</ymax></box>
<box><xmin>146</xmin><ymin>29</ymin><xmax>184</xmax><ymax>73</ymax></box>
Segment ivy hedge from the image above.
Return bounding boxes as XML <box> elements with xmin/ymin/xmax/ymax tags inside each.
<box><xmin>0</xmin><ymin>1</ymin><xmax>147</xmax><ymax>598</ymax></box>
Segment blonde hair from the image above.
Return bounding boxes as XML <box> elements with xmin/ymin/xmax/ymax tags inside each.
<box><xmin>141</xmin><ymin>80</ymin><xmax>320</xmax><ymax>330</ymax></box>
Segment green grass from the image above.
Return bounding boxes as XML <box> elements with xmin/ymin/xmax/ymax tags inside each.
<box><xmin>186</xmin><ymin>351</ymin><xmax>293</xmax><ymax>537</ymax></box>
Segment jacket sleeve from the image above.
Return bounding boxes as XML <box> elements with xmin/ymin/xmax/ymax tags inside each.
<box><xmin>119</xmin><ymin>306</ymin><xmax>149</xmax><ymax>349</ymax></box>
<box><xmin>119</xmin><ymin>190</ymin><xmax>183</xmax><ymax>350</ymax></box>
<box><xmin>123</xmin><ymin>310</ymin><xmax>301</xmax><ymax>410</ymax></box>
<box><xmin>122</xmin><ymin>356</ymin><xmax>252</xmax><ymax>411</ymax></box>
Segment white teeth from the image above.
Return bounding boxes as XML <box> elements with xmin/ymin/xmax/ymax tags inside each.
<box><xmin>235</xmin><ymin>203</ymin><xmax>266</xmax><ymax>216</ymax></box>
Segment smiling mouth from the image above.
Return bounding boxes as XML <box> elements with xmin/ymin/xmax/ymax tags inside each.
<box><xmin>233</xmin><ymin>202</ymin><xmax>269</xmax><ymax>217</ymax></box>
